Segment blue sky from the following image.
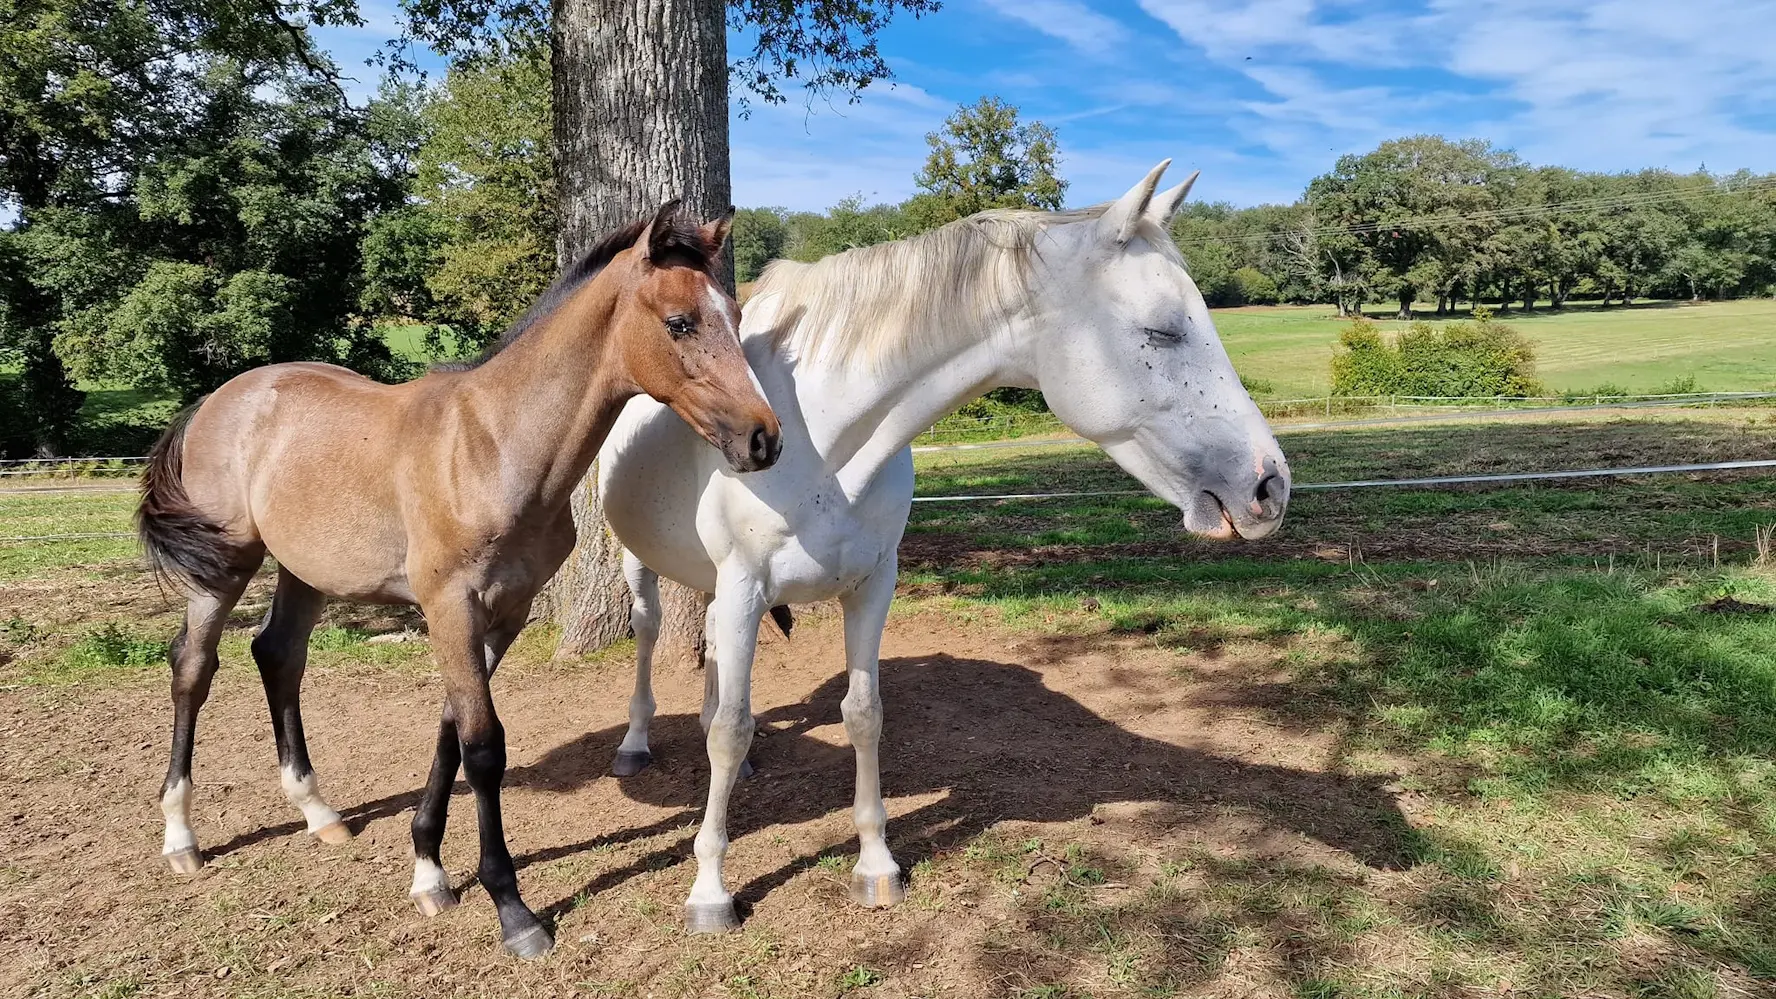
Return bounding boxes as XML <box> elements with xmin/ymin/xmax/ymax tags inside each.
<box><xmin>316</xmin><ymin>0</ymin><xmax>1776</xmax><ymax>211</ymax></box>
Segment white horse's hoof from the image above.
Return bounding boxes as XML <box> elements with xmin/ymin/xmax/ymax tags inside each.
<box><xmin>611</xmin><ymin>750</ymin><xmax>652</xmax><ymax>777</ymax></box>
<box><xmin>684</xmin><ymin>900</ymin><xmax>740</xmax><ymax>934</ymax></box>
<box><xmin>164</xmin><ymin>847</ymin><xmax>203</xmax><ymax>875</ymax></box>
<box><xmin>849</xmin><ymin>872</ymin><xmax>905</xmax><ymax>908</ymax></box>
<box><xmin>503</xmin><ymin>924</ymin><xmax>554</xmax><ymax>959</ymax></box>
<box><xmin>411</xmin><ymin>887</ymin><xmax>458</xmax><ymax>917</ymax></box>
<box><xmin>311</xmin><ymin>820</ymin><xmax>353</xmax><ymax>846</ymax></box>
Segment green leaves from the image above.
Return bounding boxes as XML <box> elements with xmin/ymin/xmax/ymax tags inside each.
<box><xmin>907</xmin><ymin>96</ymin><xmax>1067</xmax><ymax>230</ymax></box>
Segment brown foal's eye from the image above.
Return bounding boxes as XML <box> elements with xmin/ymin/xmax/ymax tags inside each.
<box><xmin>664</xmin><ymin>314</ymin><xmax>697</xmax><ymax>338</ymax></box>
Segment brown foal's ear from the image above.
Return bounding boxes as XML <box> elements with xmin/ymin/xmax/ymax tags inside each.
<box><xmin>640</xmin><ymin>198</ymin><xmax>686</xmax><ymax>264</ymax></box>
<box><xmin>700</xmin><ymin>209</ymin><xmax>735</xmax><ymax>254</ymax></box>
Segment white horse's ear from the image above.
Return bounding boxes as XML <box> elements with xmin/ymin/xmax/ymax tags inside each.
<box><xmin>1100</xmin><ymin>159</ymin><xmax>1172</xmax><ymax>245</ymax></box>
<box><xmin>1147</xmin><ymin>170</ymin><xmax>1200</xmax><ymax>225</ymax></box>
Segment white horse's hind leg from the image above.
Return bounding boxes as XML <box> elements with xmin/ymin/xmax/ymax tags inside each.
<box><xmin>684</xmin><ymin>574</ymin><xmax>766</xmax><ymax>933</ymax></box>
<box><xmin>840</xmin><ymin>559</ymin><xmax>904</xmax><ymax>906</ymax></box>
<box><xmin>612</xmin><ymin>552</ymin><xmax>660</xmax><ymax>776</ymax></box>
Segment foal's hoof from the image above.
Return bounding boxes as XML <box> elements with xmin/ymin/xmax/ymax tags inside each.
<box><xmin>164</xmin><ymin>848</ymin><xmax>203</xmax><ymax>875</ymax></box>
<box><xmin>411</xmin><ymin>887</ymin><xmax>458</xmax><ymax>918</ymax></box>
<box><xmin>611</xmin><ymin>750</ymin><xmax>653</xmax><ymax>777</ymax></box>
<box><xmin>683</xmin><ymin>900</ymin><xmax>740</xmax><ymax>935</ymax></box>
<box><xmin>311</xmin><ymin>821</ymin><xmax>353</xmax><ymax>846</ymax></box>
<box><xmin>503</xmin><ymin>925</ymin><xmax>554</xmax><ymax>960</ymax></box>
<box><xmin>849</xmin><ymin>872</ymin><xmax>906</xmax><ymax>908</ymax></box>
<box><xmin>738</xmin><ymin>758</ymin><xmax>756</xmax><ymax>781</ymax></box>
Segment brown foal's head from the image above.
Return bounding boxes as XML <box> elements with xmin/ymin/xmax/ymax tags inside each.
<box><xmin>613</xmin><ymin>201</ymin><xmax>781</xmax><ymax>472</ymax></box>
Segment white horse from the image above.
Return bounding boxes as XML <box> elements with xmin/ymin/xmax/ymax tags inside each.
<box><xmin>596</xmin><ymin>161</ymin><xmax>1290</xmax><ymax>932</ymax></box>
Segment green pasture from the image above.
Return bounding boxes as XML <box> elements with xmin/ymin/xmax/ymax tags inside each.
<box><xmin>1217</xmin><ymin>298</ymin><xmax>1776</xmax><ymax>398</ymax></box>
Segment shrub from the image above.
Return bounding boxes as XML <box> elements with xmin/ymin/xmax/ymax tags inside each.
<box><xmin>1230</xmin><ymin>266</ymin><xmax>1279</xmax><ymax>305</ymax></box>
<box><xmin>1332</xmin><ymin>310</ymin><xmax>1543</xmax><ymax>398</ymax></box>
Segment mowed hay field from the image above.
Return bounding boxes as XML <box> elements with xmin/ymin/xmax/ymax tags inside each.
<box><xmin>4</xmin><ymin>409</ymin><xmax>1776</xmax><ymax>997</ymax></box>
<box><xmin>1216</xmin><ymin>299</ymin><xmax>1776</xmax><ymax>398</ymax></box>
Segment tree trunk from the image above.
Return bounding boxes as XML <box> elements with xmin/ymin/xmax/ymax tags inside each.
<box><xmin>542</xmin><ymin>0</ymin><xmax>731</xmax><ymax>664</ymax></box>
<box><xmin>1396</xmin><ymin>289</ymin><xmax>1412</xmax><ymax>321</ymax></box>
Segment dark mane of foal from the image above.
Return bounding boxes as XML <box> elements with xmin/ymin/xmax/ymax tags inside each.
<box><xmin>433</xmin><ymin>212</ymin><xmax>713</xmax><ymax>372</ymax></box>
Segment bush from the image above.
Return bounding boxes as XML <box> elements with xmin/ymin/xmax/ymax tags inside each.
<box><xmin>1230</xmin><ymin>266</ymin><xmax>1279</xmax><ymax>305</ymax></box>
<box><xmin>1331</xmin><ymin>310</ymin><xmax>1543</xmax><ymax>398</ymax></box>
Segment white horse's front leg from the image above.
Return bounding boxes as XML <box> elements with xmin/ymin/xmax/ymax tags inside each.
<box><xmin>840</xmin><ymin>558</ymin><xmax>904</xmax><ymax>906</ymax></box>
<box><xmin>612</xmin><ymin>552</ymin><xmax>659</xmax><ymax>776</ymax></box>
<box><xmin>685</xmin><ymin>575</ymin><xmax>766</xmax><ymax>933</ymax></box>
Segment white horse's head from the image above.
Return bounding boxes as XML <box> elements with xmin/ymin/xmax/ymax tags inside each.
<box><xmin>1026</xmin><ymin>161</ymin><xmax>1289</xmax><ymax>540</ymax></box>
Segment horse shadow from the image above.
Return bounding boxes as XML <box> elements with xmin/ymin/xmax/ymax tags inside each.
<box><xmin>504</xmin><ymin>647</ymin><xmax>1419</xmax><ymax>921</ymax></box>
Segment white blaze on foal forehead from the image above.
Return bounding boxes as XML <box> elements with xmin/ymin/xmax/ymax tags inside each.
<box><xmin>702</xmin><ymin>283</ymin><xmax>740</xmax><ymax>339</ymax></box>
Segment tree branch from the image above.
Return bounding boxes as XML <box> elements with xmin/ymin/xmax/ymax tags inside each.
<box><xmin>258</xmin><ymin>1</ymin><xmax>354</xmax><ymax>107</ymax></box>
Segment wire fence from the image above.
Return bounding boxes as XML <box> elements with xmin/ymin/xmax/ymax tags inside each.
<box><xmin>1</xmin><ymin>391</ymin><xmax>1768</xmax><ymax>477</ymax></box>
<box><xmin>909</xmin><ymin>390</ymin><xmax>1776</xmax><ymax>446</ymax></box>
<box><xmin>8</xmin><ymin>458</ymin><xmax>1776</xmax><ymax>545</ymax></box>
<box><xmin>5</xmin><ymin>389</ymin><xmax>1775</xmax><ymax>545</ymax></box>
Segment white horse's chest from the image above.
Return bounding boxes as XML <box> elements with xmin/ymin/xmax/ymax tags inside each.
<box><xmin>599</xmin><ymin>397</ymin><xmax>913</xmax><ymax>603</ymax></box>
<box><xmin>704</xmin><ymin>448</ymin><xmax>913</xmax><ymax>604</ymax></box>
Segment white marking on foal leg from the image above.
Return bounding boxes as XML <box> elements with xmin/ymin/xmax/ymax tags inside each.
<box><xmin>409</xmin><ymin>856</ymin><xmax>458</xmax><ymax>916</ymax></box>
<box><xmin>410</xmin><ymin>857</ymin><xmax>450</xmax><ymax>896</ymax></box>
<box><xmin>280</xmin><ymin>765</ymin><xmax>348</xmax><ymax>842</ymax></box>
<box><xmin>161</xmin><ymin>777</ymin><xmax>198</xmax><ymax>860</ymax></box>
<box><xmin>841</xmin><ymin>563</ymin><xmax>904</xmax><ymax>907</ymax></box>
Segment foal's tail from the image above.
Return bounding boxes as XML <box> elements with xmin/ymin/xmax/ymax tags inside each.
<box><xmin>137</xmin><ymin>400</ymin><xmax>237</xmax><ymax>593</ymax></box>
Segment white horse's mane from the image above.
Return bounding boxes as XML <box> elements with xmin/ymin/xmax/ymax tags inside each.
<box><xmin>753</xmin><ymin>203</ymin><xmax>1183</xmax><ymax>372</ymax></box>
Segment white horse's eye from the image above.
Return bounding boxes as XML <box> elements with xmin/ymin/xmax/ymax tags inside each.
<box><xmin>1144</xmin><ymin>327</ymin><xmax>1184</xmax><ymax>346</ymax></box>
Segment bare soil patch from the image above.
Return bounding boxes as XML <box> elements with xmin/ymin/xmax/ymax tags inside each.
<box><xmin>0</xmin><ymin>607</ymin><xmax>1418</xmax><ymax>998</ymax></box>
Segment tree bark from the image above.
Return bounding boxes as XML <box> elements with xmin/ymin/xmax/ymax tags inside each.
<box><xmin>542</xmin><ymin>0</ymin><xmax>731</xmax><ymax>663</ymax></box>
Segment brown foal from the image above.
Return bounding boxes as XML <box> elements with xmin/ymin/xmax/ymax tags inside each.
<box><xmin>136</xmin><ymin>202</ymin><xmax>780</xmax><ymax>958</ymax></box>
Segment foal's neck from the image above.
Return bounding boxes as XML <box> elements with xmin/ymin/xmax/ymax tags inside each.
<box><xmin>467</xmin><ymin>277</ymin><xmax>631</xmax><ymax>510</ymax></box>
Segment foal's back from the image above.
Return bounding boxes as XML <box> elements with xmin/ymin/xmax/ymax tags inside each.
<box><xmin>181</xmin><ymin>360</ymin><xmax>439</xmax><ymax>603</ymax></box>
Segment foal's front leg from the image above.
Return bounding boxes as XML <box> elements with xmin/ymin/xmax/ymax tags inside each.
<box><xmin>684</xmin><ymin>575</ymin><xmax>767</xmax><ymax>933</ymax></box>
<box><xmin>410</xmin><ymin>622</ymin><xmax>522</xmax><ymax>917</ymax></box>
<box><xmin>839</xmin><ymin>559</ymin><xmax>904</xmax><ymax>907</ymax></box>
<box><xmin>416</xmin><ymin>597</ymin><xmax>550</xmax><ymax>958</ymax></box>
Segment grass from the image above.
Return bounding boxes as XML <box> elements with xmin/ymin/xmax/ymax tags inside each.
<box><xmin>1215</xmin><ymin>298</ymin><xmax>1776</xmax><ymax>398</ymax></box>
<box><xmin>893</xmin><ymin>412</ymin><xmax>1776</xmax><ymax>996</ymax></box>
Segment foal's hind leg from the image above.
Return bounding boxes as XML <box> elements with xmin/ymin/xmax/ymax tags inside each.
<box><xmin>611</xmin><ymin>552</ymin><xmax>661</xmax><ymax>776</ymax></box>
<box><xmin>160</xmin><ymin>567</ymin><xmax>255</xmax><ymax>873</ymax></box>
<box><xmin>252</xmin><ymin>568</ymin><xmax>348</xmax><ymax>844</ymax></box>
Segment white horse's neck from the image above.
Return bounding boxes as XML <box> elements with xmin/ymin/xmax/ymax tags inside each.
<box><xmin>748</xmin><ymin>300</ymin><xmax>1036</xmax><ymax>497</ymax></box>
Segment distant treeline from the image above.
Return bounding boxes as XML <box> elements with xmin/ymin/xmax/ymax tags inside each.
<box><xmin>737</xmin><ymin>136</ymin><xmax>1776</xmax><ymax>318</ymax></box>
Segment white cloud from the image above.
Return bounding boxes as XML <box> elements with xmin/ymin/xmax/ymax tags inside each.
<box><xmin>977</xmin><ymin>0</ymin><xmax>1132</xmax><ymax>55</ymax></box>
<box><xmin>1137</xmin><ymin>0</ymin><xmax>1776</xmax><ymax>177</ymax></box>
<box><xmin>730</xmin><ymin>82</ymin><xmax>951</xmax><ymax>209</ymax></box>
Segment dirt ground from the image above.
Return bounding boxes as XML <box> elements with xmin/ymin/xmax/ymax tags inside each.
<box><xmin>0</xmin><ymin>605</ymin><xmax>1420</xmax><ymax>999</ymax></box>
